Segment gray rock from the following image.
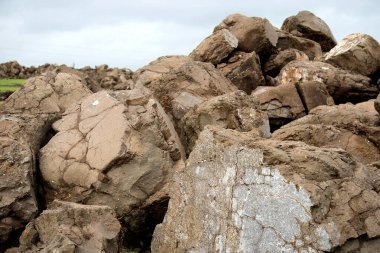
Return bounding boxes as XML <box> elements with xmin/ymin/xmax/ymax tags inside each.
<box><xmin>152</xmin><ymin>125</ymin><xmax>380</xmax><ymax>252</ymax></box>
<box><xmin>282</xmin><ymin>10</ymin><xmax>337</xmax><ymax>51</ymax></box>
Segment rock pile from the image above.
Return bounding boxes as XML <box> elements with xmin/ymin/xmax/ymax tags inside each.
<box><xmin>0</xmin><ymin>10</ymin><xmax>379</xmax><ymax>253</ymax></box>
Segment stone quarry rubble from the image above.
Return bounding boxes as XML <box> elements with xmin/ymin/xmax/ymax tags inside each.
<box><xmin>1</xmin><ymin>10</ymin><xmax>380</xmax><ymax>253</ymax></box>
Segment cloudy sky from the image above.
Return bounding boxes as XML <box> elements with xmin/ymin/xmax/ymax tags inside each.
<box><xmin>0</xmin><ymin>0</ymin><xmax>379</xmax><ymax>70</ymax></box>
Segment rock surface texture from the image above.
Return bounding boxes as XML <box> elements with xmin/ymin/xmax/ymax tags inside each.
<box><xmin>39</xmin><ymin>89</ymin><xmax>184</xmax><ymax>222</ymax></box>
<box><xmin>6</xmin><ymin>201</ymin><xmax>121</xmax><ymax>253</ymax></box>
<box><xmin>152</xmin><ymin>126</ymin><xmax>380</xmax><ymax>252</ymax></box>
<box><xmin>282</xmin><ymin>10</ymin><xmax>337</xmax><ymax>51</ymax></box>
<box><xmin>324</xmin><ymin>33</ymin><xmax>380</xmax><ymax>77</ymax></box>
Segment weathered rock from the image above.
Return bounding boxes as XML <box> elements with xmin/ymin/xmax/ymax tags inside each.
<box><xmin>0</xmin><ymin>72</ymin><xmax>91</xmax><ymax>245</ymax></box>
<box><xmin>138</xmin><ymin>59</ymin><xmax>237</xmax><ymax>122</ymax></box>
<box><xmin>272</xmin><ymin>104</ymin><xmax>380</xmax><ymax>164</ymax></box>
<box><xmin>0</xmin><ymin>72</ymin><xmax>92</xmax><ymax>115</ymax></box>
<box><xmin>375</xmin><ymin>94</ymin><xmax>380</xmax><ymax>114</ymax></box>
<box><xmin>133</xmin><ymin>55</ymin><xmax>191</xmax><ymax>89</ymax></box>
<box><xmin>152</xmin><ymin>125</ymin><xmax>380</xmax><ymax>252</ymax></box>
<box><xmin>276</xmin><ymin>29</ymin><xmax>323</xmax><ymax>60</ymax></box>
<box><xmin>282</xmin><ymin>10</ymin><xmax>337</xmax><ymax>51</ymax></box>
<box><xmin>217</xmin><ymin>51</ymin><xmax>265</xmax><ymax>94</ymax></box>
<box><xmin>335</xmin><ymin>237</ymin><xmax>380</xmax><ymax>253</ymax></box>
<box><xmin>180</xmin><ymin>91</ymin><xmax>270</xmax><ymax>155</ymax></box>
<box><xmin>39</xmin><ymin>90</ymin><xmax>184</xmax><ymax>225</ymax></box>
<box><xmin>277</xmin><ymin>60</ymin><xmax>378</xmax><ymax>103</ymax></box>
<box><xmin>214</xmin><ymin>14</ymin><xmax>278</xmax><ymax>58</ymax></box>
<box><xmin>264</xmin><ymin>48</ymin><xmax>309</xmax><ymax>77</ymax></box>
<box><xmin>189</xmin><ymin>29</ymin><xmax>238</xmax><ymax>65</ymax></box>
<box><xmin>251</xmin><ymin>84</ymin><xmax>305</xmax><ymax>129</ymax></box>
<box><xmin>295</xmin><ymin>81</ymin><xmax>335</xmax><ymax>112</ymax></box>
<box><xmin>0</xmin><ymin>61</ymin><xmax>25</xmax><ymax>79</ymax></box>
<box><xmin>324</xmin><ymin>33</ymin><xmax>380</xmax><ymax>77</ymax></box>
<box><xmin>7</xmin><ymin>201</ymin><xmax>121</xmax><ymax>253</ymax></box>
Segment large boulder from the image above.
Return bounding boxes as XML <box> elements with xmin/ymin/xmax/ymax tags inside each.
<box><xmin>0</xmin><ymin>72</ymin><xmax>91</xmax><ymax>245</ymax></box>
<box><xmin>180</xmin><ymin>91</ymin><xmax>270</xmax><ymax>155</ymax></box>
<box><xmin>251</xmin><ymin>84</ymin><xmax>306</xmax><ymax>129</ymax></box>
<box><xmin>272</xmin><ymin>104</ymin><xmax>380</xmax><ymax>165</ymax></box>
<box><xmin>136</xmin><ymin>59</ymin><xmax>237</xmax><ymax>122</ymax></box>
<box><xmin>152</xmin><ymin>125</ymin><xmax>380</xmax><ymax>252</ymax></box>
<box><xmin>214</xmin><ymin>14</ymin><xmax>278</xmax><ymax>58</ymax></box>
<box><xmin>7</xmin><ymin>201</ymin><xmax>121</xmax><ymax>253</ymax></box>
<box><xmin>217</xmin><ymin>51</ymin><xmax>265</xmax><ymax>94</ymax></box>
<box><xmin>39</xmin><ymin>90</ymin><xmax>184</xmax><ymax>225</ymax></box>
<box><xmin>189</xmin><ymin>29</ymin><xmax>238</xmax><ymax>65</ymax></box>
<box><xmin>282</xmin><ymin>10</ymin><xmax>337</xmax><ymax>51</ymax></box>
<box><xmin>276</xmin><ymin>29</ymin><xmax>323</xmax><ymax>60</ymax></box>
<box><xmin>277</xmin><ymin>60</ymin><xmax>378</xmax><ymax>103</ymax></box>
<box><xmin>264</xmin><ymin>48</ymin><xmax>309</xmax><ymax>77</ymax></box>
<box><xmin>324</xmin><ymin>33</ymin><xmax>380</xmax><ymax>77</ymax></box>
<box><xmin>295</xmin><ymin>81</ymin><xmax>335</xmax><ymax>112</ymax></box>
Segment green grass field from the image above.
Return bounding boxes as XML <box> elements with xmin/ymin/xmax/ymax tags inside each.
<box><xmin>0</xmin><ymin>79</ymin><xmax>26</xmax><ymax>92</ymax></box>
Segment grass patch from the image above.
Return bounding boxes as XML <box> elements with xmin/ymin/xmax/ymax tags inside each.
<box><xmin>0</xmin><ymin>79</ymin><xmax>26</xmax><ymax>92</ymax></box>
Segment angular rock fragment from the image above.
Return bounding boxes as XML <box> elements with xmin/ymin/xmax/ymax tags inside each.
<box><xmin>152</xmin><ymin>126</ymin><xmax>380</xmax><ymax>252</ymax></box>
<box><xmin>39</xmin><ymin>89</ymin><xmax>184</xmax><ymax>223</ymax></box>
<box><xmin>276</xmin><ymin>29</ymin><xmax>323</xmax><ymax>60</ymax></box>
<box><xmin>214</xmin><ymin>13</ymin><xmax>278</xmax><ymax>58</ymax></box>
<box><xmin>180</xmin><ymin>91</ymin><xmax>270</xmax><ymax>155</ymax></box>
<box><xmin>264</xmin><ymin>48</ymin><xmax>309</xmax><ymax>77</ymax></box>
<box><xmin>189</xmin><ymin>29</ymin><xmax>238</xmax><ymax>65</ymax></box>
<box><xmin>251</xmin><ymin>84</ymin><xmax>305</xmax><ymax>129</ymax></box>
<box><xmin>277</xmin><ymin>60</ymin><xmax>378</xmax><ymax>103</ymax></box>
<box><xmin>136</xmin><ymin>59</ymin><xmax>237</xmax><ymax>122</ymax></box>
<box><xmin>282</xmin><ymin>10</ymin><xmax>337</xmax><ymax>51</ymax></box>
<box><xmin>217</xmin><ymin>51</ymin><xmax>265</xmax><ymax>94</ymax></box>
<box><xmin>324</xmin><ymin>33</ymin><xmax>380</xmax><ymax>77</ymax></box>
<box><xmin>273</xmin><ymin>104</ymin><xmax>380</xmax><ymax>164</ymax></box>
<box><xmin>7</xmin><ymin>201</ymin><xmax>121</xmax><ymax>253</ymax></box>
<box><xmin>295</xmin><ymin>81</ymin><xmax>334</xmax><ymax>112</ymax></box>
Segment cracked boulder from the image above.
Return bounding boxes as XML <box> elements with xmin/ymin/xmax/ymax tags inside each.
<box><xmin>214</xmin><ymin>13</ymin><xmax>278</xmax><ymax>58</ymax></box>
<box><xmin>152</xmin><ymin>125</ymin><xmax>380</xmax><ymax>252</ymax></box>
<box><xmin>0</xmin><ymin>72</ymin><xmax>91</xmax><ymax>245</ymax></box>
<box><xmin>295</xmin><ymin>81</ymin><xmax>335</xmax><ymax>112</ymax></box>
<box><xmin>6</xmin><ymin>201</ymin><xmax>121</xmax><ymax>253</ymax></box>
<box><xmin>276</xmin><ymin>29</ymin><xmax>323</xmax><ymax>60</ymax></box>
<box><xmin>136</xmin><ymin>59</ymin><xmax>237</xmax><ymax>123</ymax></box>
<box><xmin>277</xmin><ymin>60</ymin><xmax>378</xmax><ymax>103</ymax></box>
<box><xmin>272</xmin><ymin>104</ymin><xmax>380</xmax><ymax>165</ymax></box>
<box><xmin>264</xmin><ymin>48</ymin><xmax>309</xmax><ymax>77</ymax></box>
<box><xmin>324</xmin><ymin>33</ymin><xmax>380</xmax><ymax>77</ymax></box>
<box><xmin>180</xmin><ymin>91</ymin><xmax>270</xmax><ymax>155</ymax></box>
<box><xmin>217</xmin><ymin>51</ymin><xmax>265</xmax><ymax>94</ymax></box>
<box><xmin>281</xmin><ymin>10</ymin><xmax>337</xmax><ymax>52</ymax></box>
<box><xmin>39</xmin><ymin>89</ymin><xmax>184</xmax><ymax>223</ymax></box>
<box><xmin>189</xmin><ymin>29</ymin><xmax>238</xmax><ymax>65</ymax></box>
<box><xmin>251</xmin><ymin>84</ymin><xmax>305</xmax><ymax>129</ymax></box>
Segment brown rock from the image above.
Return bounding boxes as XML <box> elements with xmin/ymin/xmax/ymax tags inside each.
<box><xmin>324</xmin><ymin>33</ymin><xmax>380</xmax><ymax>77</ymax></box>
<box><xmin>8</xmin><ymin>201</ymin><xmax>121</xmax><ymax>253</ymax></box>
<box><xmin>335</xmin><ymin>237</ymin><xmax>380</xmax><ymax>253</ymax></box>
<box><xmin>217</xmin><ymin>51</ymin><xmax>265</xmax><ymax>94</ymax></box>
<box><xmin>251</xmin><ymin>84</ymin><xmax>305</xmax><ymax>129</ymax></box>
<box><xmin>214</xmin><ymin>13</ymin><xmax>278</xmax><ymax>58</ymax></box>
<box><xmin>295</xmin><ymin>81</ymin><xmax>335</xmax><ymax>112</ymax></box>
<box><xmin>375</xmin><ymin>94</ymin><xmax>380</xmax><ymax>114</ymax></box>
<box><xmin>180</xmin><ymin>91</ymin><xmax>270</xmax><ymax>155</ymax></box>
<box><xmin>272</xmin><ymin>103</ymin><xmax>380</xmax><ymax>164</ymax></box>
<box><xmin>39</xmin><ymin>90</ymin><xmax>184</xmax><ymax>225</ymax></box>
<box><xmin>152</xmin><ymin>125</ymin><xmax>380</xmax><ymax>252</ymax></box>
<box><xmin>276</xmin><ymin>29</ymin><xmax>323</xmax><ymax>60</ymax></box>
<box><xmin>138</xmin><ymin>59</ymin><xmax>237</xmax><ymax>122</ymax></box>
<box><xmin>189</xmin><ymin>29</ymin><xmax>238</xmax><ymax>65</ymax></box>
<box><xmin>282</xmin><ymin>10</ymin><xmax>337</xmax><ymax>51</ymax></box>
<box><xmin>277</xmin><ymin>60</ymin><xmax>378</xmax><ymax>103</ymax></box>
<box><xmin>264</xmin><ymin>48</ymin><xmax>309</xmax><ymax>77</ymax></box>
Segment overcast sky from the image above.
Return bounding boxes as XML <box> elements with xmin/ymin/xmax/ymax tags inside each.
<box><xmin>0</xmin><ymin>0</ymin><xmax>379</xmax><ymax>70</ymax></box>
